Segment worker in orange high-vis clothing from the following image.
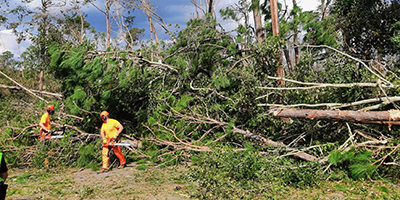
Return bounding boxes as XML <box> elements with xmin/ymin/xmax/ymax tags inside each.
<box><xmin>39</xmin><ymin>105</ymin><xmax>55</xmax><ymax>140</ymax></box>
<box><xmin>97</xmin><ymin>111</ymin><xmax>126</xmax><ymax>174</ymax></box>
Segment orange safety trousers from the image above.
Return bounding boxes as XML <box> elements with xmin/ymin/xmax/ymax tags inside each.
<box><xmin>102</xmin><ymin>146</ymin><xmax>126</xmax><ymax>169</ymax></box>
<box><xmin>39</xmin><ymin>129</ymin><xmax>51</xmax><ymax>140</ymax></box>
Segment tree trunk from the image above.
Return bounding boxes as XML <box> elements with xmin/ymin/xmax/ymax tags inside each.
<box><xmin>252</xmin><ymin>0</ymin><xmax>264</xmax><ymax>42</ymax></box>
<box><xmin>321</xmin><ymin>0</ymin><xmax>327</xmax><ymax>20</ymax></box>
<box><xmin>270</xmin><ymin>108</ymin><xmax>400</xmax><ymax>126</ymax></box>
<box><xmin>283</xmin><ymin>45</ymin><xmax>292</xmax><ymax>72</ymax></box>
<box><xmin>142</xmin><ymin>0</ymin><xmax>160</xmax><ymax>53</ymax></box>
<box><xmin>293</xmin><ymin>0</ymin><xmax>299</xmax><ymax>65</ymax></box>
<box><xmin>270</xmin><ymin>0</ymin><xmax>279</xmax><ymax>36</ymax></box>
<box><xmin>18</xmin><ymin>41</ymin><xmax>24</xmax><ymax>78</ymax></box>
<box><xmin>208</xmin><ymin>0</ymin><xmax>213</xmax><ymax>14</ymax></box>
<box><xmin>39</xmin><ymin>70</ymin><xmax>44</xmax><ymax>91</ymax></box>
<box><xmin>270</xmin><ymin>0</ymin><xmax>284</xmax><ymax>85</ymax></box>
<box><xmin>106</xmin><ymin>0</ymin><xmax>111</xmax><ymax>48</ymax></box>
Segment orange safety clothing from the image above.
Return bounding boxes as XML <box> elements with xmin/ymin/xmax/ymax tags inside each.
<box><xmin>100</xmin><ymin>110</ymin><xmax>109</xmax><ymax>118</ymax></box>
<box><xmin>102</xmin><ymin>145</ymin><xmax>126</xmax><ymax>169</ymax></box>
<box><xmin>39</xmin><ymin>112</ymin><xmax>51</xmax><ymax>140</ymax></box>
<box><xmin>101</xmin><ymin>118</ymin><xmax>125</xmax><ymax>169</ymax></box>
<box><xmin>39</xmin><ymin>129</ymin><xmax>51</xmax><ymax>140</ymax></box>
<box><xmin>46</xmin><ymin>105</ymin><xmax>54</xmax><ymax>111</ymax></box>
<box><xmin>101</xmin><ymin>119</ymin><xmax>121</xmax><ymax>139</ymax></box>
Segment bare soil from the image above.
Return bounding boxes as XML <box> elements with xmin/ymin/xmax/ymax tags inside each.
<box><xmin>6</xmin><ymin>163</ymin><xmax>192</xmax><ymax>200</ymax></box>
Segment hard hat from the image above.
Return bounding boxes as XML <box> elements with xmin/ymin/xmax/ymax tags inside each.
<box><xmin>46</xmin><ymin>105</ymin><xmax>54</xmax><ymax>111</ymax></box>
<box><xmin>100</xmin><ymin>111</ymin><xmax>109</xmax><ymax>118</ymax></box>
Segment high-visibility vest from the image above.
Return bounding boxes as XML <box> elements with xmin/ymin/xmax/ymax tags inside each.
<box><xmin>0</xmin><ymin>152</ymin><xmax>4</xmax><ymax>182</ymax></box>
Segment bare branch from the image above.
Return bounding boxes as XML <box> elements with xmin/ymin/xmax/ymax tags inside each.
<box><xmin>300</xmin><ymin>44</ymin><xmax>393</xmax><ymax>86</ymax></box>
<box><xmin>0</xmin><ymin>70</ymin><xmax>48</xmax><ymax>102</ymax></box>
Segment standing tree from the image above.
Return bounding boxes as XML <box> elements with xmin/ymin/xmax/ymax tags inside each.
<box><xmin>58</xmin><ymin>0</ymin><xmax>92</xmax><ymax>46</ymax></box>
<box><xmin>251</xmin><ymin>0</ymin><xmax>264</xmax><ymax>42</ymax></box>
<box><xmin>332</xmin><ymin>0</ymin><xmax>400</xmax><ymax>61</ymax></box>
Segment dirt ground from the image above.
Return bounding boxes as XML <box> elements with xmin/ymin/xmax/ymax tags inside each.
<box><xmin>5</xmin><ymin>162</ymin><xmax>399</xmax><ymax>200</ymax></box>
<box><xmin>5</xmin><ymin>162</ymin><xmax>192</xmax><ymax>200</ymax></box>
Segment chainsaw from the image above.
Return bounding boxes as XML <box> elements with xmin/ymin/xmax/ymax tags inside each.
<box><xmin>40</xmin><ymin>130</ymin><xmax>64</xmax><ymax>140</ymax></box>
<box><xmin>49</xmin><ymin>130</ymin><xmax>65</xmax><ymax>139</ymax></box>
<box><xmin>103</xmin><ymin>138</ymin><xmax>131</xmax><ymax>147</ymax></box>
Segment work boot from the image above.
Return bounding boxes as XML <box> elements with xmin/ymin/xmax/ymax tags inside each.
<box><xmin>118</xmin><ymin>164</ymin><xmax>125</xmax><ymax>169</ymax></box>
<box><xmin>97</xmin><ymin>168</ymin><xmax>108</xmax><ymax>174</ymax></box>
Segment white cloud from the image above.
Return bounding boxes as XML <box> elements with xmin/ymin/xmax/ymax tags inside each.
<box><xmin>288</xmin><ymin>0</ymin><xmax>319</xmax><ymax>12</ymax></box>
<box><xmin>0</xmin><ymin>29</ymin><xmax>18</xmax><ymax>55</ymax></box>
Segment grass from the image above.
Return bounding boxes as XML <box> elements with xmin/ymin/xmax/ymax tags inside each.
<box><xmin>5</xmin><ymin>164</ymin><xmax>400</xmax><ymax>200</ymax></box>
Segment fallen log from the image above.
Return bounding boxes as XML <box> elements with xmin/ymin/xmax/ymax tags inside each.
<box><xmin>269</xmin><ymin>108</ymin><xmax>400</xmax><ymax>127</ymax></box>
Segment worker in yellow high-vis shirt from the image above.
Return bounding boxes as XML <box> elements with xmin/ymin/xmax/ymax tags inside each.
<box><xmin>97</xmin><ymin>111</ymin><xmax>126</xmax><ymax>174</ymax></box>
<box><xmin>39</xmin><ymin>105</ymin><xmax>55</xmax><ymax>140</ymax></box>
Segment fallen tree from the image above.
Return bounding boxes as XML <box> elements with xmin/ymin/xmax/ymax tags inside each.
<box><xmin>146</xmin><ymin>105</ymin><xmax>318</xmax><ymax>162</ymax></box>
<box><xmin>269</xmin><ymin>107</ymin><xmax>400</xmax><ymax>129</ymax></box>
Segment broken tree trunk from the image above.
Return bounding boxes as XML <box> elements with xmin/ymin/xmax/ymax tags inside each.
<box><xmin>270</xmin><ymin>108</ymin><xmax>400</xmax><ymax>127</ymax></box>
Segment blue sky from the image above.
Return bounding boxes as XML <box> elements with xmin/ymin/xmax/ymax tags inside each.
<box><xmin>0</xmin><ymin>0</ymin><xmax>318</xmax><ymax>57</ymax></box>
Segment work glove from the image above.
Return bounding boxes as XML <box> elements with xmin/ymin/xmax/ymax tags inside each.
<box><xmin>102</xmin><ymin>138</ymin><xmax>107</xmax><ymax>143</ymax></box>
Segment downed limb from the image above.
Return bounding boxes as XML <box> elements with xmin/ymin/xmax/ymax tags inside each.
<box><xmin>269</xmin><ymin>108</ymin><xmax>400</xmax><ymax>128</ymax></box>
<box><xmin>233</xmin><ymin>127</ymin><xmax>318</xmax><ymax>161</ymax></box>
<box><xmin>258</xmin><ymin>76</ymin><xmax>397</xmax><ymax>90</ymax></box>
<box><xmin>0</xmin><ymin>70</ymin><xmax>47</xmax><ymax>102</ymax></box>
<box><xmin>258</xmin><ymin>96</ymin><xmax>400</xmax><ymax>111</ymax></box>
<box><xmin>300</xmin><ymin>44</ymin><xmax>393</xmax><ymax>86</ymax></box>
<box><xmin>158</xmin><ymin>106</ymin><xmax>318</xmax><ymax>162</ymax></box>
<box><xmin>53</xmin><ymin>123</ymin><xmax>98</xmax><ymax>140</ymax></box>
<box><xmin>0</xmin><ymin>84</ymin><xmax>62</xmax><ymax>99</ymax></box>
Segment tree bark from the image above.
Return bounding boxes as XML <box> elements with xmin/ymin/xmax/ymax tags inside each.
<box><xmin>270</xmin><ymin>0</ymin><xmax>279</xmax><ymax>36</ymax></box>
<box><xmin>252</xmin><ymin>0</ymin><xmax>264</xmax><ymax>42</ymax></box>
<box><xmin>106</xmin><ymin>0</ymin><xmax>111</xmax><ymax>48</ymax></box>
<box><xmin>283</xmin><ymin>45</ymin><xmax>292</xmax><ymax>72</ymax></box>
<box><xmin>39</xmin><ymin>70</ymin><xmax>44</xmax><ymax>91</ymax></box>
<box><xmin>270</xmin><ymin>108</ymin><xmax>400</xmax><ymax>126</ymax></box>
<box><xmin>18</xmin><ymin>41</ymin><xmax>24</xmax><ymax>78</ymax></box>
<box><xmin>208</xmin><ymin>0</ymin><xmax>213</xmax><ymax>14</ymax></box>
<box><xmin>142</xmin><ymin>0</ymin><xmax>160</xmax><ymax>53</ymax></box>
<box><xmin>270</xmin><ymin>0</ymin><xmax>284</xmax><ymax>85</ymax></box>
<box><xmin>293</xmin><ymin>0</ymin><xmax>299</xmax><ymax>65</ymax></box>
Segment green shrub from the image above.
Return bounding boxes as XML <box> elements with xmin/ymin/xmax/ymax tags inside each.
<box><xmin>77</xmin><ymin>144</ymin><xmax>100</xmax><ymax>170</ymax></box>
<box><xmin>328</xmin><ymin>148</ymin><xmax>377</xmax><ymax>180</ymax></box>
<box><xmin>184</xmin><ymin>147</ymin><xmax>325</xmax><ymax>199</ymax></box>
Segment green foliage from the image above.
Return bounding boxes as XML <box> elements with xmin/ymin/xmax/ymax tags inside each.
<box><xmin>332</xmin><ymin>0</ymin><xmax>400</xmax><ymax>58</ymax></box>
<box><xmin>184</xmin><ymin>148</ymin><xmax>325</xmax><ymax>199</ymax></box>
<box><xmin>77</xmin><ymin>144</ymin><xmax>100</xmax><ymax>170</ymax></box>
<box><xmin>329</xmin><ymin>148</ymin><xmax>377</xmax><ymax>180</ymax></box>
<box><xmin>303</xmin><ymin>15</ymin><xmax>340</xmax><ymax>48</ymax></box>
